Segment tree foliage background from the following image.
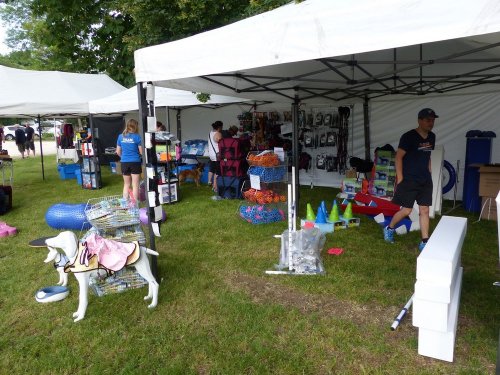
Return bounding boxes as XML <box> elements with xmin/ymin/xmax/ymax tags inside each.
<box><xmin>0</xmin><ymin>0</ymin><xmax>295</xmax><ymax>86</ymax></box>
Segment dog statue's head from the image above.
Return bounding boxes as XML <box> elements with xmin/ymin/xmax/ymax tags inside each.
<box><xmin>44</xmin><ymin>231</ymin><xmax>79</xmax><ymax>263</ymax></box>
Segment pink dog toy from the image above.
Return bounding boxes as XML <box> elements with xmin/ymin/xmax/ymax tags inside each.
<box><xmin>0</xmin><ymin>222</ymin><xmax>17</xmax><ymax>237</ymax></box>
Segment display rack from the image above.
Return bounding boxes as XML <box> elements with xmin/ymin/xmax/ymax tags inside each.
<box><xmin>156</xmin><ymin>137</ymin><xmax>179</xmax><ymax>204</ymax></box>
<box><xmin>84</xmin><ymin>195</ymin><xmax>145</xmax><ymax>245</ymax></box>
<box><xmin>80</xmin><ymin>141</ymin><xmax>101</xmax><ymax>189</ymax></box>
<box><xmin>239</xmin><ymin>151</ymin><xmax>287</xmax><ymax>224</ymax></box>
<box><xmin>84</xmin><ymin>195</ymin><xmax>147</xmax><ymax>296</ymax></box>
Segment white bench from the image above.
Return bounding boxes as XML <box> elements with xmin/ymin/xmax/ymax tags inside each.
<box><xmin>412</xmin><ymin>215</ymin><xmax>467</xmax><ymax>362</ymax></box>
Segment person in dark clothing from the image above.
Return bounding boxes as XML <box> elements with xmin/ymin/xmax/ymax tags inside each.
<box><xmin>15</xmin><ymin>127</ymin><xmax>26</xmax><ymax>159</ymax></box>
<box><xmin>222</xmin><ymin>125</ymin><xmax>238</xmax><ymax>138</ymax></box>
<box><xmin>24</xmin><ymin>123</ymin><xmax>35</xmax><ymax>157</ymax></box>
<box><xmin>383</xmin><ymin>108</ymin><xmax>438</xmax><ymax>251</ymax></box>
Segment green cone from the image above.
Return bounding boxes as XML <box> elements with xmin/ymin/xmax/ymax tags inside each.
<box><xmin>306</xmin><ymin>203</ymin><xmax>316</xmax><ymax>221</ymax></box>
<box><xmin>343</xmin><ymin>202</ymin><xmax>353</xmax><ymax>219</ymax></box>
<box><xmin>329</xmin><ymin>202</ymin><xmax>339</xmax><ymax>222</ymax></box>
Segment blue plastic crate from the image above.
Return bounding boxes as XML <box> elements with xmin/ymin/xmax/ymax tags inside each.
<box><xmin>174</xmin><ymin>164</ymin><xmax>196</xmax><ymax>182</ymax></box>
<box><xmin>58</xmin><ymin>163</ymin><xmax>79</xmax><ymax>180</ymax></box>
<box><xmin>200</xmin><ymin>164</ymin><xmax>209</xmax><ymax>184</ymax></box>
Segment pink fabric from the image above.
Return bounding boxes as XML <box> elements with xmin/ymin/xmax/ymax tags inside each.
<box><xmin>84</xmin><ymin>233</ymin><xmax>136</xmax><ymax>271</ymax></box>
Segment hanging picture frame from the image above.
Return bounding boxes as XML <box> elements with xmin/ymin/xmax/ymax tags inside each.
<box><xmin>326</xmin><ymin>131</ymin><xmax>336</xmax><ymax>147</ymax></box>
<box><xmin>319</xmin><ymin>131</ymin><xmax>327</xmax><ymax>147</ymax></box>
<box><xmin>304</xmin><ymin>132</ymin><xmax>314</xmax><ymax>148</ymax></box>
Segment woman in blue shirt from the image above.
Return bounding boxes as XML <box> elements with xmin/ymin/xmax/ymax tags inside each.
<box><xmin>116</xmin><ymin>119</ymin><xmax>143</xmax><ymax>201</ymax></box>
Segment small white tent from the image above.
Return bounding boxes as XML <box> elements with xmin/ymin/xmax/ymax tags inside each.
<box><xmin>0</xmin><ymin>65</ymin><xmax>126</xmax><ymax>117</ymax></box>
<box><xmin>0</xmin><ymin>65</ymin><xmax>126</xmax><ymax>179</ymax></box>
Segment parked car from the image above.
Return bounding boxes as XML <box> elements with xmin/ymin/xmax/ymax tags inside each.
<box><xmin>3</xmin><ymin>125</ymin><xmax>23</xmax><ymax>141</ymax></box>
<box><xmin>3</xmin><ymin>124</ymin><xmax>41</xmax><ymax>140</ymax></box>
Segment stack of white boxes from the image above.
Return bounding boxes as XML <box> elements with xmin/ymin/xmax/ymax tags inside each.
<box><xmin>412</xmin><ymin>216</ymin><xmax>467</xmax><ymax>362</ymax></box>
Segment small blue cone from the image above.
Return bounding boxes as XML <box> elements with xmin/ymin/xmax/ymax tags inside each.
<box><xmin>320</xmin><ymin>200</ymin><xmax>328</xmax><ymax>217</ymax></box>
<box><xmin>315</xmin><ymin>206</ymin><xmax>327</xmax><ymax>224</ymax></box>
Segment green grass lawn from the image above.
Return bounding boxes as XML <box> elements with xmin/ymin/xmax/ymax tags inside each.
<box><xmin>0</xmin><ymin>156</ymin><xmax>498</xmax><ymax>374</ymax></box>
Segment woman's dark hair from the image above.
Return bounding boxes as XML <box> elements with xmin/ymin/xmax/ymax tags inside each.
<box><xmin>212</xmin><ymin>121</ymin><xmax>223</xmax><ymax>130</ymax></box>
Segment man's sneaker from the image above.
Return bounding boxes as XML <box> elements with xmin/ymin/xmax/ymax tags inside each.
<box><xmin>383</xmin><ymin>226</ymin><xmax>395</xmax><ymax>243</ymax></box>
<box><xmin>418</xmin><ymin>241</ymin><xmax>426</xmax><ymax>251</ymax></box>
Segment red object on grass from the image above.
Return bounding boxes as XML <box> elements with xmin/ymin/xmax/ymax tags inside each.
<box><xmin>340</xmin><ymin>193</ymin><xmax>400</xmax><ymax>217</ymax></box>
<box><xmin>327</xmin><ymin>248</ymin><xmax>344</xmax><ymax>255</ymax></box>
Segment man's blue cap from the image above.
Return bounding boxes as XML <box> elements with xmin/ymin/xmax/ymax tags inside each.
<box><xmin>418</xmin><ymin>108</ymin><xmax>439</xmax><ymax>119</ymax></box>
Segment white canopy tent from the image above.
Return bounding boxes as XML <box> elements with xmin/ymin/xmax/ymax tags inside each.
<box><xmin>0</xmin><ymin>65</ymin><xmax>126</xmax><ymax>179</ymax></box>
<box><xmin>134</xmin><ymin>0</ymin><xmax>500</xmax><ymax>202</ymax></box>
<box><xmin>134</xmin><ymin>0</ymin><xmax>500</xmax><ymax>103</ymax></box>
<box><xmin>88</xmin><ymin>86</ymin><xmax>252</xmax><ymax>114</ymax></box>
<box><xmin>0</xmin><ymin>65</ymin><xmax>126</xmax><ymax>117</ymax></box>
<box><xmin>88</xmin><ymin>85</ymin><xmax>254</xmax><ymax>147</ymax></box>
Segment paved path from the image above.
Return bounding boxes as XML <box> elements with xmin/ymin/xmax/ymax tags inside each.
<box><xmin>1</xmin><ymin>139</ymin><xmax>58</xmax><ymax>159</ymax></box>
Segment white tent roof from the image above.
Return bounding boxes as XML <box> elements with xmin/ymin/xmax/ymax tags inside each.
<box><xmin>0</xmin><ymin>65</ymin><xmax>126</xmax><ymax>117</ymax></box>
<box><xmin>134</xmin><ymin>0</ymin><xmax>500</xmax><ymax>103</ymax></box>
<box><xmin>88</xmin><ymin>86</ymin><xmax>252</xmax><ymax>114</ymax></box>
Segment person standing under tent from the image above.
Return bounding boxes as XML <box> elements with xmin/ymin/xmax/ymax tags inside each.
<box><xmin>222</xmin><ymin>125</ymin><xmax>239</xmax><ymax>138</ymax></box>
<box><xmin>116</xmin><ymin>119</ymin><xmax>143</xmax><ymax>202</ymax></box>
<box><xmin>14</xmin><ymin>126</ymin><xmax>26</xmax><ymax>159</ymax></box>
<box><xmin>383</xmin><ymin>108</ymin><xmax>438</xmax><ymax>251</ymax></box>
<box><xmin>156</xmin><ymin>121</ymin><xmax>167</xmax><ymax>132</ymax></box>
<box><xmin>208</xmin><ymin>121</ymin><xmax>223</xmax><ymax>194</ymax></box>
<box><xmin>0</xmin><ymin>126</ymin><xmax>4</xmax><ymax>151</ymax></box>
<box><xmin>24</xmin><ymin>123</ymin><xmax>35</xmax><ymax>157</ymax></box>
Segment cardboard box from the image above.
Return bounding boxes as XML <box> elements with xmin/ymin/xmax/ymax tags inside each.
<box><xmin>342</xmin><ymin>178</ymin><xmax>362</xmax><ymax>194</ymax></box>
<box><xmin>375</xmin><ymin>150</ymin><xmax>395</xmax><ymax>167</ymax></box>
<box><xmin>369</xmin><ymin>180</ymin><xmax>395</xmax><ymax>198</ymax></box>
<box><xmin>480</xmin><ymin>196</ymin><xmax>497</xmax><ymax>221</ymax></box>
<box><xmin>478</xmin><ymin>165</ymin><xmax>500</xmax><ymax>197</ymax></box>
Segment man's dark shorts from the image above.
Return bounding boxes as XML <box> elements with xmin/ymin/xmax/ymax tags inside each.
<box><xmin>392</xmin><ymin>179</ymin><xmax>433</xmax><ymax>208</ymax></box>
<box><xmin>209</xmin><ymin>160</ymin><xmax>220</xmax><ymax>175</ymax></box>
<box><xmin>25</xmin><ymin>140</ymin><xmax>35</xmax><ymax>151</ymax></box>
<box><xmin>121</xmin><ymin>162</ymin><xmax>142</xmax><ymax>176</ymax></box>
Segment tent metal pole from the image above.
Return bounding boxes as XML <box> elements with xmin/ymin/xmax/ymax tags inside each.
<box><xmin>37</xmin><ymin>114</ymin><xmax>45</xmax><ymax>180</ymax></box>
<box><xmin>176</xmin><ymin>109</ymin><xmax>181</xmax><ymax>143</ymax></box>
<box><xmin>363</xmin><ymin>96</ymin><xmax>371</xmax><ymax>160</ymax></box>
<box><xmin>137</xmin><ymin>82</ymin><xmax>158</xmax><ymax>280</ymax></box>
<box><xmin>291</xmin><ymin>96</ymin><xmax>300</xmax><ymax>221</ymax></box>
<box><xmin>165</xmin><ymin>106</ymin><xmax>170</xmax><ymax>133</ymax></box>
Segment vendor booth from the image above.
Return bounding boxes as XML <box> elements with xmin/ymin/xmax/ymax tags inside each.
<box><xmin>133</xmin><ymin>0</ymin><xmax>500</xmax><ymax>361</ymax></box>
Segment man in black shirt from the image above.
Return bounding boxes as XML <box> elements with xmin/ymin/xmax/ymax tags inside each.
<box><xmin>383</xmin><ymin>108</ymin><xmax>437</xmax><ymax>251</ymax></box>
<box><xmin>24</xmin><ymin>123</ymin><xmax>35</xmax><ymax>157</ymax></box>
<box><xmin>14</xmin><ymin>126</ymin><xmax>26</xmax><ymax>159</ymax></box>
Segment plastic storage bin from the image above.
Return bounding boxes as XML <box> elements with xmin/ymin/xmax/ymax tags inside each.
<box><xmin>58</xmin><ymin>163</ymin><xmax>79</xmax><ymax>180</ymax></box>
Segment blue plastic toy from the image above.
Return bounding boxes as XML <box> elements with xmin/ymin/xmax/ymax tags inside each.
<box><xmin>45</xmin><ymin>203</ymin><xmax>91</xmax><ymax>230</ymax></box>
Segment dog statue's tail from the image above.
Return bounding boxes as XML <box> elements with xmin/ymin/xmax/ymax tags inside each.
<box><xmin>141</xmin><ymin>246</ymin><xmax>160</xmax><ymax>256</ymax></box>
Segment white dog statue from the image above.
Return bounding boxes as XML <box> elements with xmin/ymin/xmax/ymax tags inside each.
<box><xmin>43</xmin><ymin>231</ymin><xmax>159</xmax><ymax>322</ymax></box>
